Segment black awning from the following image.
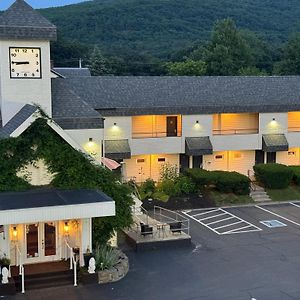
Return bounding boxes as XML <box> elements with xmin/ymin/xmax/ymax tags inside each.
<box><xmin>185</xmin><ymin>136</ymin><xmax>213</xmax><ymax>156</ymax></box>
<box><xmin>105</xmin><ymin>139</ymin><xmax>131</xmax><ymax>160</ymax></box>
<box><xmin>262</xmin><ymin>134</ymin><xmax>289</xmax><ymax>152</ymax></box>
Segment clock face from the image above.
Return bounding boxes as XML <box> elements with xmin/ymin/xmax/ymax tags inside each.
<box><xmin>9</xmin><ymin>47</ymin><xmax>41</xmax><ymax>79</ymax></box>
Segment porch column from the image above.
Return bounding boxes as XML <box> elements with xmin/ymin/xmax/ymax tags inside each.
<box><xmin>81</xmin><ymin>218</ymin><xmax>92</xmax><ymax>267</ymax></box>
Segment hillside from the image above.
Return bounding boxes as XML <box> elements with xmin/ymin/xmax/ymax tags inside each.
<box><xmin>41</xmin><ymin>0</ymin><xmax>300</xmax><ymax>59</ymax></box>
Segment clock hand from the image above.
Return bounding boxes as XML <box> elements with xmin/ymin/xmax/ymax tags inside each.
<box><xmin>12</xmin><ymin>61</ymin><xmax>30</xmax><ymax>65</ymax></box>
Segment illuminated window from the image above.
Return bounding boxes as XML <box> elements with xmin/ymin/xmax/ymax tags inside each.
<box><xmin>233</xmin><ymin>152</ymin><xmax>242</xmax><ymax>159</ymax></box>
<box><xmin>136</xmin><ymin>158</ymin><xmax>145</xmax><ymax>164</ymax></box>
<box><xmin>158</xmin><ymin>158</ymin><xmax>166</xmax><ymax>163</ymax></box>
<box><xmin>215</xmin><ymin>155</ymin><xmax>224</xmax><ymax>160</ymax></box>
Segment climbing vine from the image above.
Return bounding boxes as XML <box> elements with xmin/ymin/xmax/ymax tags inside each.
<box><xmin>0</xmin><ymin>117</ymin><xmax>133</xmax><ymax>246</ymax></box>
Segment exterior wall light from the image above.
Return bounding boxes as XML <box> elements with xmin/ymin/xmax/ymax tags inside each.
<box><xmin>89</xmin><ymin>138</ymin><xmax>93</xmax><ymax>142</ymax></box>
<box><xmin>113</xmin><ymin>122</ymin><xmax>117</xmax><ymax>126</ymax></box>
<box><xmin>196</xmin><ymin>120</ymin><xmax>199</xmax><ymax>124</ymax></box>
<box><xmin>64</xmin><ymin>221</ymin><xmax>70</xmax><ymax>236</ymax></box>
<box><xmin>272</xmin><ymin>118</ymin><xmax>276</xmax><ymax>121</ymax></box>
<box><xmin>12</xmin><ymin>226</ymin><xmax>18</xmax><ymax>240</ymax></box>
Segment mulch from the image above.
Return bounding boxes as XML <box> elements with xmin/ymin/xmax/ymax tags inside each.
<box><xmin>142</xmin><ymin>192</ymin><xmax>216</xmax><ymax>211</ymax></box>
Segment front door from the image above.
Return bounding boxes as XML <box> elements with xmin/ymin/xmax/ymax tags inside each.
<box><xmin>25</xmin><ymin>222</ymin><xmax>58</xmax><ymax>263</ymax></box>
<box><xmin>267</xmin><ymin>152</ymin><xmax>276</xmax><ymax>163</ymax></box>
<box><xmin>166</xmin><ymin>116</ymin><xmax>178</xmax><ymax>137</ymax></box>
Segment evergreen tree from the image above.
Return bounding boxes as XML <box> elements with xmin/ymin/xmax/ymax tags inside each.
<box><xmin>88</xmin><ymin>47</ymin><xmax>111</xmax><ymax>76</ymax></box>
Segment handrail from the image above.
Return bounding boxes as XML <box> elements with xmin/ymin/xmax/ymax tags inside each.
<box><xmin>132</xmin><ymin>131</ymin><xmax>182</xmax><ymax>139</ymax></box>
<box><xmin>132</xmin><ymin>205</ymin><xmax>149</xmax><ymax>225</ymax></box>
<box><xmin>15</xmin><ymin>243</ymin><xmax>25</xmax><ymax>294</ymax></box>
<box><xmin>64</xmin><ymin>239</ymin><xmax>78</xmax><ymax>287</ymax></box>
<box><xmin>213</xmin><ymin>128</ymin><xmax>259</xmax><ymax>135</ymax></box>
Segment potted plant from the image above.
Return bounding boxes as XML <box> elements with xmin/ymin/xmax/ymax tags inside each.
<box><xmin>0</xmin><ymin>256</ymin><xmax>11</xmax><ymax>269</ymax></box>
<box><xmin>83</xmin><ymin>247</ymin><xmax>93</xmax><ymax>267</ymax></box>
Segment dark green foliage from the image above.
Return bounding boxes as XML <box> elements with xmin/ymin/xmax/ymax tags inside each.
<box><xmin>139</xmin><ymin>178</ymin><xmax>156</xmax><ymax>199</ymax></box>
<box><xmin>174</xmin><ymin>175</ymin><xmax>197</xmax><ymax>195</ymax></box>
<box><xmin>185</xmin><ymin>169</ymin><xmax>250</xmax><ymax>195</ymax></box>
<box><xmin>0</xmin><ymin>117</ymin><xmax>133</xmax><ymax>246</ymax></box>
<box><xmin>288</xmin><ymin>166</ymin><xmax>300</xmax><ymax>186</ymax></box>
<box><xmin>254</xmin><ymin>163</ymin><xmax>293</xmax><ymax>189</ymax></box>
<box><xmin>41</xmin><ymin>0</ymin><xmax>300</xmax><ymax>60</ymax></box>
<box><xmin>212</xmin><ymin>171</ymin><xmax>250</xmax><ymax>195</ymax></box>
<box><xmin>87</xmin><ymin>46</ymin><xmax>112</xmax><ymax>75</ymax></box>
<box><xmin>166</xmin><ymin>59</ymin><xmax>206</xmax><ymax>76</ymax></box>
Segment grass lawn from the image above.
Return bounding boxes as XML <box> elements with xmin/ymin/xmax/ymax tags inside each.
<box><xmin>266</xmin><ymin>185</ymin><xmax>300</xmax><ymax>201</ymax></box>
<box><xmin>208</xmin><ymin>190</ymin><xmax>254</xmax><ymax>206</ymax></box>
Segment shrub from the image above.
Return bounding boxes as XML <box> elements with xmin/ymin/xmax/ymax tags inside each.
<box><xmin>212</xmin><ymin>171</ymin><xmax>250</xmax><ymax>195</ymax></box>
<box><xmin>158</xmin><ymin>179</ymin><xmax>181</xmax><ymax>196</ymax></box>
<box><xmin>289</xmin><ymin>166</ymin><xmax>300</xmax><ymax>186</ymax></box>
<box><xmin>139</xmin><ymin>178</ymin><xmax>156</xmax><ymax>199</ymax></box>
<box><xmin>254</xmin><ymin>163</ymin><xmax>293</xmax><ymax>189</ymax></box>
<box><xmin>175</xmin><ymin>175</ymin><xmax>197</xmax><ymax>195</ymax></box>
<box><xmin>94</xmin><ymin>245</ymin><xmax>120</xmax><ymax>271</ymax></box>
<box><xmin>184</xmin><ymin>169</ymin><xmax>214</xmax><ymax>186</ymax></box>
<box><xmin>159</xmin><ymin>163</ymin><xmax>179</xmax><ymax>181</ymax></box>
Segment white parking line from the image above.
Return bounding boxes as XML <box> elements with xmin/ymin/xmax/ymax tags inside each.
<box><xmin>182</xmin><ymin>208</ymin><xmax>261</xmax><ymax>235</ymax></box>
<box><xmin>255</xmin><ymin>205</ymin><xmax>300</xmax><ymax>227</ymax></box>
<box><xmin>290</xmin><ymin>202</ymin><xmax>300</xmax><ymax>208</ymax></box>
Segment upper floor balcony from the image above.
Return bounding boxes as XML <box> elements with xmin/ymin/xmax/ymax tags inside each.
<box><xmin>132</xmin><ymin>115</ymin><xmax>182</xmax><ymax>139</ymax></box>
<box><xmin>212</xmin><ymin>113</ymin><xmax>259</xmax><ymax>135</ymax></box>
<box><xmin>288</xmin><ymin>112</ymin><xmax>300</xmax><ymax>132</ymax></box>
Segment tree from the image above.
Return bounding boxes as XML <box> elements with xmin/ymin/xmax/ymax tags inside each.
<box><xmin>165</xmin><ymin>59</ymin><xmax>207</xmax><ymax>76</ymax></box>
<box><xmin>237</xmin><ymin>66</ymin><xmax>267</xmax><ymax>76</ymax></box>
<box><xmin>273</xmin><ymin>33</ymin><xmax>300</xmax><ymax>75</ymax></box>
<box><xmin>203</xmin><ymin>19</ymin><xmax>252</xmax><ymax>75</ymax></box>
<box><xmin>88</xmin><ymin>47</ymin><xmax>111</xmax><ymax>76</ymax></box>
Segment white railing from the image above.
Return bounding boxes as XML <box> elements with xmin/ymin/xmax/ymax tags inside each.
<box><xmin>16</xmin><ymin>244</ymin><xmax>25</xmax><ymax>294</ymax></box>
<box><xmin>64</xmin><ymin>239</ymin><xmax>78</xmax><ymax>287</ymax></box>
<box><xmin>132</xmin><ymin>205</ymin><xmax>149</xmax><ymax>225</ymax></box>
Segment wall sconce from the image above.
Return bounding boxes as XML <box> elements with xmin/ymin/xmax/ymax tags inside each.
<box><xmin>12</xmin><ymin>226</ymin><xmax>18</xmax><ymax>240</ymax></box>
<box><xmin>113</xmin><ymin>122</ymin><xmax>117</xmax><ymax>126</ymax></box>
<box><xmin>89</xmin><ymin>138</ymin><xmax>93</xmax><ymax>142</ymax></box>
<box><xmin>64</xmin><ymin>222</ymin><xmax>70</xmax><ymax>236</ymax></box>
<box><xmin>196</xmin><ymin>120</ymin><xmax>199</xmax><ymax>124</ymax></box>
<box><xmin>272</xmin><ymin>118</ymin><xmax>276</xmax><ymax>121</ymax></box>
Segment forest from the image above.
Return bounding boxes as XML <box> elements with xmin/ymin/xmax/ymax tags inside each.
<box><xmin>38</xmin><ymin>0</ymin><xmax>300</xmax><ymax>75</ymax></box>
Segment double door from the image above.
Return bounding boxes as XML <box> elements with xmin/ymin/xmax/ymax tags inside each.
<box><xmin>25</xmin><ymin>222</ymin><xmax>58</xmax><ymax>263</ymax></box>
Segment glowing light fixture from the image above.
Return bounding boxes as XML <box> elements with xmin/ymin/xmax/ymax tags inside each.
<box><xmin>12</xmin><ymin>226</ymin><xmax>17</xmax><ymax>240</ymax></box>
<box><xmin>64</xmin><ymin>222</ymin><xmax>70</xmax><ymax>236</ymax></box>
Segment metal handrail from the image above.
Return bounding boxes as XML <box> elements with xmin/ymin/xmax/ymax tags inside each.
<box><xmin>132</xmin><ymin>205</ymin><xmax>149</xmax><ymax>225</ymax></box>
<box><xmin>132</xmin><ymin>131</ymin><xmax>182</xmax><ymax>139</ymax></box>
<box><xmin>64</xmin><ymin>239</ymin><xmax>78</xmax><ymax>287</ymax></box>
<box><xmin>154</xmin><ymin>206</ymin><xmax>190</xmax><ymax>235</ymax></box>
<box><xmin>16</xmin><ymin>243</ymin><xmax>25</xmax><ymax>294</ymax></box>
<box><xmin>213</xmin><ymin>128</ymin><xmax>259</xmax><ymax>135</ymax></box>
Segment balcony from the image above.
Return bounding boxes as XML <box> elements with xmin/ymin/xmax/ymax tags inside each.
<box><xmin>213</xmin><ymin>113</ymin><xmax>259</xmax><ymax>136</ymax></box>
<box><xmin>288</xmin><ymin>112</ymin><xmax>300</xmax><ymax>132</ymax></box>
<box><xmin>132</xmin><ymin>115</ymin><xmax>182</xmax><ymax>139</ymax></box>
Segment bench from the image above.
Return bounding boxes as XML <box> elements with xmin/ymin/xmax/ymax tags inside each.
<box><xmin>169</xmin><ymin>222</ymin><xmax>182</xmax><ymax>234</ymax></box>
<box><xmin>140</xmin><ymin>223</ymin><xmax>153</xmax><ymax>237</ymax></box>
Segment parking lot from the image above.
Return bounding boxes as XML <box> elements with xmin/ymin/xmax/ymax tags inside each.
<box><xmin>11</xmin><ymin>201</ymin><xmax>300</xmax><ymax>300</ymax></box>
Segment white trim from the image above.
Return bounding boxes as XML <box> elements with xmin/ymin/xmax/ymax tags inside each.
<box><xmin>0</xmin><ymin>202</ymin><xmax>115</xmax><ymax>225</ymax></box>
<box><xmin>10</xmin><ymin>109</ymin><xmax>38</xmax><ymax>137</ymax></box>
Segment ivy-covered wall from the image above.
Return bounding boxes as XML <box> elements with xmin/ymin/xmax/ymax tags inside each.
<box><xmin>0</xmin><ymin>117</ymin><xmax>133</xmax><ymax>246</ymax></box>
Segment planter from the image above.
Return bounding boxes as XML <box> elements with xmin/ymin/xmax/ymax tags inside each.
<box><xmin>97</xmin><ymin>251</ymin><xmax>129</xmax><ymax>284</ymax></box>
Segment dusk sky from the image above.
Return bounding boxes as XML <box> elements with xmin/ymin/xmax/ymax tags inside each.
<box><xmin>0</xmin><ymin>0</ymin><xmax>90</xmax><ymax>10</ymax></box>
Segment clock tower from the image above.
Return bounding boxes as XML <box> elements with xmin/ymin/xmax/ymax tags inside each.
<box><xmin>0</xmin><ymin>0</ymin><xmax>57</xmax><ymax>125</ymax></box>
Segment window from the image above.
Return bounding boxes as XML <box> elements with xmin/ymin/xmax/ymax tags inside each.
<box><xmin>233</xmin><ymin>152</ymin><xmax>242</xmax><ymax>159</ymax></box>
<box><xmin>158</xmin><ymin>157</ymin><xmax>166</xmax><ymax>163</ymax></box>
<box><xmin>136</xmin><ymin>158</ymin><xmax>145</xmax><ymax>164</ymax></box>
<box><xmin>215</xmin><ymin>155</ymin><xmax>224</xmax><ymax>160</ymax></box>
<box><xmin>288</xmin><ymin>151</ymin><xmax>296</xmax><ymax>156</ymax></box>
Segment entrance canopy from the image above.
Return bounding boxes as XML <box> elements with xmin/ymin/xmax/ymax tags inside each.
<box><xmin>185</xmin><ymin>136</ymin><xmax>213</xmax><ymax>156</ymax></box>
<box><xmin>262</xmin><ymin>134</ymin><xmax>289</xmax><ymax>152</ymax></box>
<box><xmin>0</xmin><ymin>189</ymin><xmax>115</xmax><ymax>225</ymax></box>
<box><xmin>105</xmin><ymin>139</ymin><xmax>131</xmax><ymax>159</ymax></box>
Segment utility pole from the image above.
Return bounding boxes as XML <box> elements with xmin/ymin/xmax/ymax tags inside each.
<box><xmin>79</xmin><ymin>58</ymin><xmax>82</xmax><ymax>69</ymax></box>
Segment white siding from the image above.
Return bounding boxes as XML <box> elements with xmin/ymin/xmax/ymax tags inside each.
<box><xmin>277</xmin><ymin>149</ymin><xmax>300</xmax><ymax>166</ymax></box>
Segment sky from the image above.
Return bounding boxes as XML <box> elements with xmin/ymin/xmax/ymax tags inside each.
<box><xmin>0</xmin><ymin>0</ymin><xmax>90</xmax><ymax>10</ymax></box>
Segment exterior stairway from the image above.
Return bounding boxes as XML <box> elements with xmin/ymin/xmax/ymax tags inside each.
<box><xmin>250</xmin><ymin>184</ymin><xmax>271</xmax><ymax>203</ymax></box>
<box><xmin>11</xmin><ymin>261</ymin><xmax>73</xmax><ymax>291</ymax></box>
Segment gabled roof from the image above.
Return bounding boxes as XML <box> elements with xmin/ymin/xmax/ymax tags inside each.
<box><xmin>51</xmin><ymin>79</ymin><xmax>104</xmax><ymax>129</ymax></box>
<box><xmin>0</xmin><ymin>104</ymin><xmax>37</xmax><ymax>139</ymax></box>
<box><xmin>53</xmin><ymin>68</ymin><xmax>91</xmax><ymax>78</ymax></box>
<box><xmin>0</xmin><ymin>0</ymin><xmax>57</xmax><ymax>41</ymax></box>
<box><xmin>51</xmin><ymin>76</ymin><xmax>300</xmax><ymax>116</ymax></box>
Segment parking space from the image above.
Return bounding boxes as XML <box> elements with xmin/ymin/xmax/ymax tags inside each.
<box><xmin>183</xmin><ymin>201</ymin><xmax>300</xmax><ymax>236</ymax></box>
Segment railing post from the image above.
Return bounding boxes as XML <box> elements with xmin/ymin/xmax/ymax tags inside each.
<box><xmin>74</xmin><ymin>260</ymin><xmax>77</xmax><ymax>287</ymax></box>
<box><xmin>21</xmin><ymin>266</ymin><xmax>25</xmax><ymax>294</ymax></box>
<box><xmin>70</xmin><ymin>248</ymin><xmax>73</xmax><ymax>270</ymax></box>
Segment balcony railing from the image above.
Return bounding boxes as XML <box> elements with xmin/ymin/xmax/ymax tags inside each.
<box><xmin>288</xmin><ymin>127</ymin><xmax>300</xmax><ymax>132</ymax></box>
<box><xmin>132</xmin><ymin>131</ymin><xmax>182</xmax><ymax>139</ymax></box>
<box><xmin>213</xmin><ymin>128</ymin><xmax>259</xmax><ymax>135</ymax></box>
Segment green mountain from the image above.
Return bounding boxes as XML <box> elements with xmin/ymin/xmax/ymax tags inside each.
<box><xmin>41</xmin><ymin>0</ymin><xmax>300</xmax><ymax>59</ymax></box>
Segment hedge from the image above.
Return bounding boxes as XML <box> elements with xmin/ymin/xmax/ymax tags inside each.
<box><xmin>253</xmin><ymin>163</ymin><xmax>293</xmax><ymax>189</ymax></box>
<box><xmin>289</xmin><ymin>166</ymin><xmax>300</xmax><ymax>186</ymax></box>
<box><xmin>185</xmin><ymin>169</ymin><xmax>250</xmax><ymax>195</ymax></box>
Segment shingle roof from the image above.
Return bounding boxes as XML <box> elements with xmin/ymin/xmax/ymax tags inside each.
<box><xmin>0</xmin><ymin>0</ymin><xmax>57</xmax><ymax>41</ymax></box>
<box><xmin>185</xmin><ymin>137</ymin><xmax>213</xmax><ymax>156</ymax></box>
<box><xmin>51</xmin><ymin>79</ymin><xmax>104</xmax><ymax>129</ymax></box>
<box><xmin>105</xmin><ymin>139</ymin><xmax>131</xmax><ymax>159</ymax></box>
<box><xmin>53</xmin><ymin>68</ymin><xmax>91</xmax><ymax>78</ymax></box>
<box><xmin>51</xmin><ymin>76</ymin><xmax>300</xmax><ymax>116</ymax></box>
<box><xmin>0</xmin><ymin>104</ymin><xmax>37</xmax><ymax>139</ymax></box>
<box><xmin>262</xmin><ymin>134</ymin><xmax>289</xmax><ymax>152</ymax></box>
